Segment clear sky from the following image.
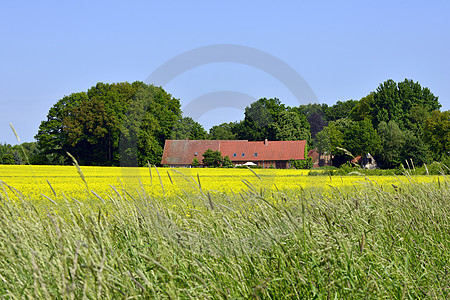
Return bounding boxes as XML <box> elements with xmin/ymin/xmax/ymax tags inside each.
<box><xmin>1</xmin><ymin>0</ymin><xmax>449</xmax><ymax>145</ymax></box>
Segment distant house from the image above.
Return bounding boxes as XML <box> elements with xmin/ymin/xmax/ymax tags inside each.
<box><xmin>308</xmin><ymin>149</ymin><xmax>320</xmax><ymax>168</ymax></box>
<box><xmin>161</xmin><ymin>139</ymin><xmax>307</xmax><ymax>169</ymax></box>
<box><xmin>307</xmin><ymin>148</ymin><xmax>332</xmax><ymax>168</ymax></box>
<box><xmin>351</xmin><ymin>153</ymin><xmax>377</xmax><ymax>169</ymax></box>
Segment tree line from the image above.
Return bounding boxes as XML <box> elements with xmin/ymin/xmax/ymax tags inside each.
<box><xmin>1</xmin><ymin>79</ymin><xmax>448</xmax><ymax>168</ymax></box>
<box><xmin>313</xmin><ymin>79</ymin><xmax>448</xmax><ymax>168</ymax></box>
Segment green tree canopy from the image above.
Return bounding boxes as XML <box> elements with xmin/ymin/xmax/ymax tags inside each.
<box><xmin>234</xmin><ymin>98</ymin><xmax>286</xmax><ymax>141</ymax></box>
<box><xmin>315</xmin><ymin>121</ymin><xmax>344</xmax><ymax>156</ymax></box>
<box><xmin>349</xmin><ymin>93</ymin><xmax>375</xmax><ymax>122</ymax></box>
<box><xmin>273</xmin><ymin>110</ymin><xmax>311</xmax><ymax>143</ymax></box>
<box><xmin>316</xmin><ymin>118</ymin><xmax>380</xmax><ymax>166</ymax></box>
<box><xmin>191</xmin><ymin>157</ymin><xmax>200</xmax><ymax>167</ymax></box>
<box><xmin>295</xmin><ymin>103</ymin><xmax>329</xmax><ymax>119</ymax></box>
<box><xmin>0</xmin><ymin>142</ymin><xmax>43</xmax><ymax>165</ymax></box>
<box><xmin>368</xmin><ymin>79</ymin><xmax>440</xmax><ymax>131</ymax></box>
<box><xmin>401</xmin><ymin>130</ymin><xmax>432</xmax><ymax>167</ymax></box>
<box><xmin>0</xmin><ymin>143</ymin><xmax>15</xmax><ymax>165</ymax></box>
<box><xmin>202</xmin><ymin>149</ymin><xmax>223</xmax><ymax>167</ymax></box>
<box><xmin>423</xmin><ymin>110</ymin><xmax>450</xmax><ymax>161</ymax></box>
<box><xmin>325</xmin><ymin>100</ymin><xmax>359</xmax><ymax>122</ymax></box>
<box><xmin>223</xmin><ymin>155</ymin><xmax>233</xmax><ymax>167</ymax></box>
<box><xmin>343</xmin><ymin>118</ymin><xmax>381</xmax><ymax>157</ymax></box>
<box><xmin>292</xmin><ymin>103</ymin><xmax>328</xmax><ymax>141</ymax></box>
<box><xmin>377</xmin><ymin>120</ymin><xmax>406</xmax><ymax>168</ymax></box>
<box><xmin>35</xmin><ymin>92</ymin><xmax>88</xmax><ymax>160</ymax></box>
<box><xmin>209</xmin><ymin>122</ymin><xmax>237</xmax><ymax>140</ymax></box>
<box><xmin>171</xmin><ymin>116</ymin><xmax>208</xmax><ymax>140</ymax></box>
<box><xmin>234</xmin><ymin>98</ymin><xmax>311</xmax><ymax>143</ymax></box>
<box><xmin>307</xmin><ymin>112</ymin><xmax>328</xmax><ymax>141</ymax></box>
<box><xmin>35</xmin><ymin>82</ymin><xmax>181</xmax><ymax>166</ymax></box>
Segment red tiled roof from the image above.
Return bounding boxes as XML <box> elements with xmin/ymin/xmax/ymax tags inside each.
<box><xmin>307</xmin><ymin>149</ymin><xmax>319</xmax><ymax>163</ymax></box>
<box><xmin>161</xmin><ymin>140</ymin><xmax>221</xmax><ymax>165</ymax></box>
<box><xmin>351</xmin><ymin>156</ymin><xmax>362</xmax><ymax>164</ymax></box>
<box><xmin>161</xmin><ymin>139</ymin><xmax>307</xmax><ymax>165</ymax></box>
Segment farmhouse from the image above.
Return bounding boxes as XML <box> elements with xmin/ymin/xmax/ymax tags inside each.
<box><xmin>351</xmin><ymin>153</ymin><xmax>377</xmax><ymax>169</ymax></box>
<box><xmin>307</xmin><ymin>148</ymin><xmax>332</xmax><ymax>168</ymax></box>
<box><xmin>161</xmin><ymin>139</ymin><xmax>307</xmax><ymax>168</ymax></box>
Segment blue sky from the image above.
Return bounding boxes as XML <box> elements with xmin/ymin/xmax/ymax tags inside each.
<box><xmin>1</xmin><ymin>0</ymin><xmax>449</xmax><ymax>145</ymax></box>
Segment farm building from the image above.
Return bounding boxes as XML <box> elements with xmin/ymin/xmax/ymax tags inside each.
<box><xmin>307</xmin><ymin>148</ymin><xmax>332</xmax><ymax>168</ymax></box>
<box><xmin>161</xmin><ymin>139</ymin><xmax>308</xmax><ymax>168</ymax></box>
<box><xmin>351</xmin><ymin>153</ymin><xmax>377</xmax><ymax>169</ymax></box>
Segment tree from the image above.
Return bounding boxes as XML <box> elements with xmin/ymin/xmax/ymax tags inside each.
<box><xmin>289</xmin><ymin>158</ymin><xmax>313</xmax><ymax>169</ymax></box>
<box><xmin>315</xmin><ymin>121</ymin><xmax>345</xmax><ymax>164</ymax></box>
<box><xmin>401</xmin><ymin>130</ymin><xmax>432</xmax><ymax>167</ymax></box>
<box><xmin>407</xmin><ymin>105</ymin><xmax>431</xmax><ymax>136</ymax></box>
<box><xmin>325</xmin><ymin>100</ymin><xmax>359</xmax><ymax>121</ymax></box>
<box><xmin>234</xmin><ymin>98</ymin><xmax>285</xmax><ymax>141</ymax></box>
<box><xmin>36</xmin><ymin>82</ymin><xmax>181</xmax><ymax>166</ymax></box>
<box><xmin>120</xmin><ymin>84</ymin><xmax>165</xmax><ymax>166</ymax></box>
<box><xmin>0</xmin><ymin>143</ymin><xmax>8</xmax><ymax>164</ymax></box>
<box><xmin>423</xmin><ymin>110</ymin><xmax>450</xmax><ymax>161</ymax></box>
<box><xmin>291</xmin><ymin>103</ymin><xmax>328</xmax><ymax>141</ymax></box>
<box><xmin>223</xmin><ymin>155</ymin><xmax>233</xmax><ymax>167</ymax></box>
<box><xmin>209</xmin><ymin>122</ymin><xmax>237</xmax><ymax>140</ymax></box>
<box><xmin>370</xmin><ymin>79</ymin><xmax>441</xmax><ymax>131</ymax></box>
<box><xmin>295</xmin><ymin>103</ymin><xmax>329</xmax><ymax>120</ymax></box>
<box><xmin>135</xmin><ymin>112</ymin><xmax>163</xmax><ymax>166</ymax></box>
<box><xmin>343</xmin><ymin>119</ymin><xmax>381</xmax><ymax>157</ymax></box>
<box><xmin>13</xmin><ymin>150</ymin><xmax>22</xmax><ymax>165</ymax></box>
<box><xmin>1</xmin><ymin>153</ymin><xmax>15</xmax><ymax>165</ymax></box>
<box><xmin>62</xmin><ymin>96</ymin><xmax>120</xmax><ymax>165</ymax></box>
<box><xmin>308</xmin><ymin>112</ymin><xmax>328</xmax><ymax>141</ymax></box>
<box><xmin>202</xmin><ymin>149</ymin><xmax>223</xmax><ymax>167</ymax></box>
<box><xmin>273</xmin><ymin>110</ymin><xmax>311</xmax><ymax>142</ymax></box>
<box><xmin>113</xmin><ymin>82</ymin><xmax>181</xmax><ymax>166</ymax></box>
<box><xmin>233</xmin><ymin>98</ymin><xmax>313</xmax><ymax>142</ymax></box>
<box><xmin>316</xmin><ymin>118</ymin><xmax>380</xmax><ymax>166</ymax></box>
<box><xmin>377</xmin><ymin>120</ymin><xmax>406</xmax><ymax>168</ymax></box>
<box><xmin>349</xmin><ymin>93</ymin><xmax>375</xmax><ymax>122</ymax></box>
<box><xmin>191</xmin><ymin>157</ymin><xmax>200</xmax><ymax>167</ymax></box>
<box><xmin>35</xmin><ymin>92</ymin><xmax>89</xmax><ymax>162</ymax></box>
<box><xmin>0</xmin><ymin>143</ymin><xmax>36</xmax><ymax>165</ymax></box>
<box><xmin>171</xmin><ymin>116</ymin><xmax>208</xmax><ymax>140</ymax></box>
<box><xmin>0</xmin><ymin>143</ymin><xmax>15</xmax><ymax>165</ymax></box>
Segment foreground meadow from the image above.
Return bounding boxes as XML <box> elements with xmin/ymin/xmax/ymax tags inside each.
<box><xmin>0</xmin><ymin>165</ymin><xmax>449</xmax><ymax>298</ymax></box>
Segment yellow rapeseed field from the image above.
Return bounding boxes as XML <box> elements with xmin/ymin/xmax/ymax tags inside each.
<box><xmin>0</xmin><ymin>165</ymin><xmax>439</xmax><ymax>205</ymax></box>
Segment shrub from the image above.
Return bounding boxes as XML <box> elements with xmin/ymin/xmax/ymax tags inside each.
<box><xmin>222</xmin><ymin>155</ymin><xmax>233</xmax><ymax>168</ymax></box>
<box><xmin>289</xmin><ymin>158</ymin><xmax>313</xmax><ymax>169</ymax></box>
<box><xmin>191</xmin><ymin>157</ymin><xmax>200</xmax><ymax>167</ymax></box>
<box><xmin>202</xmin><ymin>149</ymin><xmax>223</xmax><ymax>167</ymax></box>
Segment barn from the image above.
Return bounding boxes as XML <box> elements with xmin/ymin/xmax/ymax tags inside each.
<box><xmin>161</xmin><ymin>139</ymin><xmax>307</xmax><ymax>168</ymax></box>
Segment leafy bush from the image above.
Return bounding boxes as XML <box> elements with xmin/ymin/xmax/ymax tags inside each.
<box><xmin>191</xmin><ymin>157</ymin><xmax>200</xmax><ymax>167</ymax></box>
<box><xmin>289</xmin><ymin>158</ymin><xmax>313</xmax><ymax>169</ymax></box>
<box><xmin>421</xmin><ymin>162</ymin><xmax>449</xmax><ymax>175</ymax></box>
<box><xmin>202</xmin><ymin>149</ymin><xmax>223</xmax><ymax>167</ymax></box>
<box><xmin>222</xmin><ymin>155</ymin><xmax>233</xmax><ymax>168</ymax></box>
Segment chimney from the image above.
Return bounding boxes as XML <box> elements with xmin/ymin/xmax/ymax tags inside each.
<box><xmin>264</xmin><ymin>139</ymin><xmax>268</xmax><ymax>146</ymax></box>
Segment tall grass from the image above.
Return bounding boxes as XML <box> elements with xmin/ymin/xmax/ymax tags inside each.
<box><xmin>0</xmin><ymin>174</ymin><xmax>449</xmax><ymax>298</ymax></box>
